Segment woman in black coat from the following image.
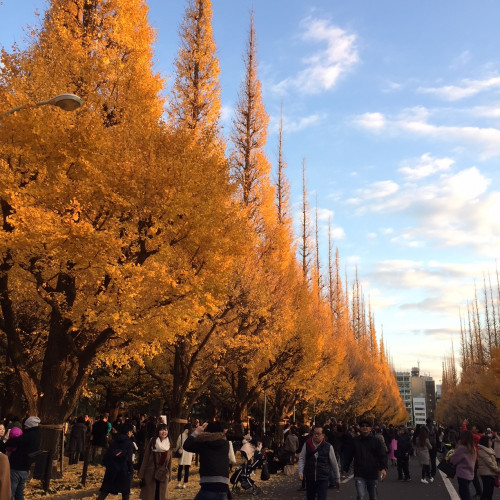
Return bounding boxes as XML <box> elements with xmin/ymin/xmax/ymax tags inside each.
<box><xmin>97</xmin><ymin>424</ymin><xmax>135</xmax><ymax>500</ymax></box>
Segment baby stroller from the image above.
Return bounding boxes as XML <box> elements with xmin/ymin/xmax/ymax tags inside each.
<box><xmin>230</xmin><ymin>450</ymin><xmax>263</xmax><ymax>496</ymax></box>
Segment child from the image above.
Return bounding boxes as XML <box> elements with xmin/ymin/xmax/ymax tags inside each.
<box><xmin>6</xmin><ymin>427</ymin><xmax>23</xmax><ymax>454</ymax></box>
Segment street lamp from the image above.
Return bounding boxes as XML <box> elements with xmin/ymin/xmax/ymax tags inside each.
<box><xmin>1</xmin><ymin>93</ymin><xmax>83</xmax><ymax>117</ymax></box>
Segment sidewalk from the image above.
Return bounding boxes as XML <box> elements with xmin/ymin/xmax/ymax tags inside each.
<box><xmin>26</xmin><ymin>454</ymin><xmax>458</xmax><ymax>500</ymax></box>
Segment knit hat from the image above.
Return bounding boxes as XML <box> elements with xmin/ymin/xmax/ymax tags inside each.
<box><xmin>9</xmin><ymin>427</ymin><xmax>23</xmax><ymax>438</ymax></box>
<box><xmin>24</xmin><ymin>416</ymin><xmax>41</xmax><ymax>429</ymax></box>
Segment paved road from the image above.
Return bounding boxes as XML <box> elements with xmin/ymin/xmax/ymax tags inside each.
<box><xmin>250</xmin><ymin>455</ymin><xmax>460</xmax><ymax>500</ymax></box>
<box><xmin>34</xmin><ymin>454</ymin><xmax>465</xmax><ymax>500</ymax></box>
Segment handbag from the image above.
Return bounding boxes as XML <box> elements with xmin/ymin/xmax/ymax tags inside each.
<box><xmin>437</xmin><ymin>459</ymin><xmax>456</xmax><ymax>478</ymax></box>
<box><xmin>260</xmin><ymin>460</ymin><xmax>270</xmax><ymax>481</ymax></box>
<box><xmin>177</xmin><ymin>434</ymin><xmax>184</xmax><ymax>456</ymax></box>
<box><xmin>153</xmin><ymin>451</ymin><xmax>168</xmax><ymax>482</ymax></box>
<box><xmin>283</xmin><ymin>464</ymin><xmax>295</xmax><ymax>476</ymax></box>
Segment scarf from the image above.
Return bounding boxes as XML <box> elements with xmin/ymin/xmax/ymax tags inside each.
<box><xmin>306</xmin><ymin>436</ymin><xmax>325</xmax><ymax>452</ymax></box>
<box><xmin>154</xmin><ymin>437</ymin><xmax>170</xmax><ymax>452</ymax></box>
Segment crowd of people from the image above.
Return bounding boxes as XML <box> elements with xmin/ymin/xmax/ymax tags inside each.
<box><xmin>3</xmin><ymin>412</ymin><xmax>500</xmax><ymax>500</ymax></box>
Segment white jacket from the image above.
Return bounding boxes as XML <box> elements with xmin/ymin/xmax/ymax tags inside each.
<box><xmin>176</xmin><ymin>430</ymin><xmax>194</xmax><ymax>466</ymax></box>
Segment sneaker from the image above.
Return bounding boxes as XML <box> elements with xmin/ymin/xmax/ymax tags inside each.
<box><xmin>182</xmin><ymin>484</ymin><xmax>186</xmax><ymax>489</ymax></box>
<box><xmin>176</xmin><ymin>483</ymin><xmax>182</xmax><ymax>489</ymax></box>
<box><xmin>421</xmin><ymin>478</ymin><xmax>429</xmax><ymax>484</ymax></box>
<box><xmin>430</xmin><ymin>477</ymin><xmax>434</xmax><ymax>483</ymax></box>
<box><xmin>405</xmin><ymin>477</ymin><xmax>411</xmax><ymax>481</ymax></box>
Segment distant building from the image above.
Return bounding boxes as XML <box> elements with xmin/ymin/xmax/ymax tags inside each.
<box><xmin>425</xmin><ymin>380</ymin><xmax>436</xmax><ymax>418</ymax></box>
<box><xmin>413</xmin><ymin>397</ymin><xmax>427</xmax><ymax>425</ymax></box>
<box><xmin>396</xmin><ymin>371</ymin><xmax>412</xmax><ymax>419</ymax></box>
<box><xmin>396</xmin><ymin>366</ymin><xmax>437</xmax><ymax>424</ymax></box>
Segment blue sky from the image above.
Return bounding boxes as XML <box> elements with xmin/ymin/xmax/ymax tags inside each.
<box><xmin>3</xmin><ymin>0</ymin><xmax>500</xmax><ymax>382</ymax></box>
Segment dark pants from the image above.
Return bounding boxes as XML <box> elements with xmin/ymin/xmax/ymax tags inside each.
<box><xmin>472</xmin><ymin>461</ymin><xmax>482</xmax><ymax>495</ymax></box>
<box><xmin>397</xmin><ymin>457</ymin><xmax>410</xmax><ymax>479</ymax></box>
<box><xmin>306</xmin><ymin>479</ymin><xmax>329</xmax><ymax>500</ymax></box>
<box><xmin>480</xmin><ymin>475</ymin><xmax>495</xmax><ymax>500</ymax></box>
<box><xmin>457</xmin><ymin>477</ymin><xmax>472</xmax><ymax>500</ymax></box>
<box><xmin>421</xmin><ymin>464</ymin><xmax>430</xmax><ymax>479</ymax></box>
<box><xmin>177</xmin><ymin>464</ymin><xmax>190</xmax><ymax>483</ymax></box>
<box><xmin>429</xmin><ymin>447</ymin><xmax>437</xmax><ymax>476</ymax></box>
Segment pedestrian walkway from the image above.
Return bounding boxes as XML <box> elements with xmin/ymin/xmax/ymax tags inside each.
<box><xmin>251</xmin><ymin>454</ymin><xmax>459</xmax><ymax>500</ymax></box>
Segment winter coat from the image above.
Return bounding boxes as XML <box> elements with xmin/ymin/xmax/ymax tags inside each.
<box><xmin>450</xmin><ymin>444</ymin><xmax>475</xmax><ymax>481</ymax></box>
<box><xmin>284</xmin><ymin>433</ymin><xmax>299</xmax><ymax>453</ymax></box>
<box><xmin>138</xmin><ymin>437</ymin><xmax>172</xmax><ymax>500</ymax></box>
<box><xmin>6</xmin><ymin>426</ymin><xmax>41</xmax><ymax>472</ymax></box>
<box><xmin>92</xmin><ymin>419</ymin><xmax>109</xmax><ymax>448</ymax></box>
<box><xmin>68</xmin><ymin>422</ymin><xmax>87</xmax><ymax>453</ymax></box>
<box><xmin>342</xmin><ymin>434</ymin><xmax>388</xmax><ymax>481</ymax></box>
<box><xmin>0</xmin><ymin>452</ymin><xmax>10</xmax><ymax>500</ymax></box>
<box><xmin>100</xmin><ymin>433</ymin><xmax>134</xmax><ymax>495</ymax></box>
<box><xmin>183</xmin><ymin>432</ymin><xmax>230</xmax><ymax>489</ymax></box>
<box><xmin>478</xmin><ymin>444</ymin><xmax>500</xmax><ymax>477</ymax></box>
<box><xmin>176</xmin><ymin>430</ymin><xmax>194</xmax><ymax>467</ymax></box>
<box><xmin>415</xmin><ymin>438</ymin><xmax>432</xmax><ymax>466</ymax></box>
<box><xmin>395</xmin><ymin>433</ymin><xmax>413</xmax><ymax>459</ymax></box>
<box><xmin>299</xmin><ymin>437</ymin><xmax>339</xmax><ymax>482</ymax></box>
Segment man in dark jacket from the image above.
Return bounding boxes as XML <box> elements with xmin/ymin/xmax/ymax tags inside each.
<box><xmin>343</xmin><ymin>419</ymin><xmax>387</xmax><ymax>500</ymax></box>
<box><xmin>91</xmin><ymin>415</ymin><xmax>109</xmax><ymax>464</ymax></box>
<box><xmin>395</xmin><ymin>427</ymin><xmax>413</xmax><ymax>481</ymax></box>
<box><xmin>183</xmin><ymin>420</ymin><xmax>230</xmax><ymax>500</ymax></box>
<box><xmin>298</xmin><ymin>425</ymin><xmax>340</xmax><ymax>500</ymax></box>
<box><xmin>6</xmin><ymin>416</ymin><xmax>41</xmax><ymax>500</ymax></box>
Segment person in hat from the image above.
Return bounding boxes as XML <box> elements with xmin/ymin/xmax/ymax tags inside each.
<box><xmin>183</xmin><ymin>421</ymin><xmax>230</xmax><ymax>500</ymax></box>
<box><xmin>5</xmin><ymin>416</ymin><xmax>41</xmax><ymax>500</ymax></box>
<box><xmin>342</xmin><ymin>419</ymin><xmax>387</xmax><ymax>500</ymax></box>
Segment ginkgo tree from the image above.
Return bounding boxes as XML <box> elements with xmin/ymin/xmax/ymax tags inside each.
<box><xmin>0</xmin><ymin>0</ymin><xmax>237</xmax><ymax>425</ymax></box>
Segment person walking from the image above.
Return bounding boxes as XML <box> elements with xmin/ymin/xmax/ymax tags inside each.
<box><xmin>395</xmin><ymin>427</ymin><xmax>413</xmax><ymax>481</ymax></box>
<box><xmin>97</xmin><ymin>423</ymin><xmax>135</xmax><ymax>500</ymax></box>
<box><xmin>297</xmin><ymin>425</ymin><xmax>340</xmax><ymax>500</ymax></box>
<box><xmin>138</xmin><ymin>423</ymin><xmax>172</xmax><ymax>500</ymax></box>
<box><xmin>450</xmin><ymin>430</ymin><xmax>476</xmax><ymax>500</ymax></box>
<box><xmin>342</xmin><ymin>419</ymin><xmax>387</xmax><ymax>500</ymax></box>
<box><xmin>477</xmin><ymin>435</ymin><xmax>500</xmax><ymax>500</ymax></box>
<box><xmin>415</xmin><ymin>427</ymin><xmax>432</xmax><ymax>483</ymax></box>
<box><xmin>175</xmin><ymin>424</ymin><xmax>194</xmax><ymax>490</ymax></box>
<box><xmin>424</xmin><ymin>418</ymin><xmax>438</xmax><ymax>479</ymax></box>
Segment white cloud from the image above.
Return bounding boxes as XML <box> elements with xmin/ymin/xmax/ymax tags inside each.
<box><xmin>398</xmin><ymin>153</ymin><xmax>454</xmax><ymax>180</ymax></box>
<box><xmin>349</xmin><ymin>165</ymin><xmax>500</xmax><ymax>256</ymax></box>
<box><xmin>355</xmin><ymin>180</ymin><xmax>399</xmax><ymax>200</ymax></box>
<box><xmin>353</xmin><ymin>112</ymin><xmax>386</xmax><ymax>132</ymax></box>
<box><xmin>354</xmin><ymin>107</ymin><xmax>500</xmax><ymax>159</ymax></box>
<box><xmin>330</xmin><ymin>225</ymin><xmax>346</xmax><ymax>240</ymax></box>
<box><xmin>316</xmin><ymin>207</ymin><xmax>334</xmax><ymax>221</ymax></box>
<box><xmin>274</xmin><ymin>17</ymin><xmax>359</xmax><ymax>95</ymax></box>
<box><xmin>418</xmin><ymin>76</ymin><xmax>500</xmax><ymax>101</ymax></box>
<box><xmin>281</xmin><ymin>113</ymin><xmax>326</xmax><ymax>133</ymax></box>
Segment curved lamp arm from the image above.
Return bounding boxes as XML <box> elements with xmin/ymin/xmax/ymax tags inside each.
<box><xmin>1</xmin><ymin>93</ymin><xmax>83</xmax><ymax>117</ymax></box>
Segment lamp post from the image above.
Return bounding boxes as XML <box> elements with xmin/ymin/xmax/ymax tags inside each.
<box><xmin>1</xmin><ymin>93</ymin><xmax>83</xmax><ymax>117</ymax></box>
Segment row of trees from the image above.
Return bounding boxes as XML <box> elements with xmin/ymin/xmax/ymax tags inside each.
<box><xmin>436</xmin><ymin>269</ymin><xmax>500</xmax><ymax>428</ymax></box>
<box><xmin>0</xmin><ymin>0</ymin><xmax>407</xmax><ymax>429</ymax></box>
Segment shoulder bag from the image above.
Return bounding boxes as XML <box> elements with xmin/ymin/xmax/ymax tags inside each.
<box><xmin>437</xmin><ymin>459</ymin><xmax>456</xmax><ymax>479</ymax></box>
